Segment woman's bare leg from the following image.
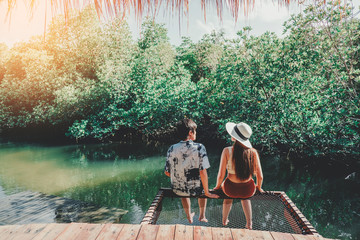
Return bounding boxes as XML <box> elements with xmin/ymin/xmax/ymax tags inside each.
<box><xmin>241</xmin><ymin>200</ymin><xmax>252</xmax><ymax>229</ymax></box>
<box><xmin>198</xmin><ymin>198</ymin><xmax>208</xmax><ymax>222</ymax></box>
<box><xmin>181</xmin><ymin>198</ymin><xmax>195</xmax><ymax>224</ymax></box>
<box><xmin>222</xmin><ymin>199</ymin><xmax>233</xmax><ymax>226</ymax></box>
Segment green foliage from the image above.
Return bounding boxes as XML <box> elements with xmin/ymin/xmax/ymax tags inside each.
<box><xmin>193</xmin><ymin>1</ymin><xmax>359</xmax><ymax>158</ymax></box>
<box><xmin>0</xmin><ymin>43</ymin><xmax>8</xmax><ymax>83</ymax></box>
<box><xmin>0</xmin><ymin>43</ymin><xmax>56</xmax><ymax>127</ymax></box>
<box><xmin>138</xmin><ymin>20</ymin><xmax>169</xmax><ymax>50</ymax></box>
<box><xmin>0</xmin><ymin>1</ymin><xmax>359</xmax><ymax>161</ymax></box>
<box><xmin>45</xmin><ymin>6</ymin><xmax>103</xmax><ymax>80</ymax></box>
<box><xmin>176</xmin><ymin>31</ymin><xmax>224</xmax><ymax>82</ymax></box>
<box><xmin>0</xmin><ymin>6</ymin><xmax>105</xmax><ymax>130</ymax></box>
<box><xmin>65</xmin><ymin>18</ymin><xmax>194</xmax><ymax>140</ymax></box>
<box><xmin>65</xmin><ymin>17</ymin><xmax>135</xmax><ymax>139</ymax></box>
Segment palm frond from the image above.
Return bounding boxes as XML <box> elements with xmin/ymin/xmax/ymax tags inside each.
<box><xmin>3</xmin><ymin>0</ymin><xmax>309</xmax><ymax>23</ymax></box>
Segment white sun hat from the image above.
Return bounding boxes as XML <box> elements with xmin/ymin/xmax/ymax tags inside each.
<box><xmin>226</xmin><ymin>122</ymin><xmax>253</xmax><ymax>149</ymax></box>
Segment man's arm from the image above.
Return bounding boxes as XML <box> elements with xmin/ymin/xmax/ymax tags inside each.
<box><xmin>200</xmin><ymin>169</ymin><xmax>219</xmax><ymax>198</ymax></box>
<box><xmin>164</xmin><ymin>149</ymin><xmax>171</xmax><ymax>178</ymax></box>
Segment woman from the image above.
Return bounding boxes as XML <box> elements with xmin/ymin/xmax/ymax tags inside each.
<box><xmin>213</xmin><ymin>122</ymin><xmax>264</xmax><ymax>229</ymax></box>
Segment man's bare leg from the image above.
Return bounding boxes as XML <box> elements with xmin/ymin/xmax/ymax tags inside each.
<box><xmin>241</xmin><ymin>199</ymin><xmax>252</xmax><ymax>229</ymax></box>
<box><xmin>222</xmin><ymin>199</ymin><xmax>233</xmax><ymax>225</ymax></box>
<box><xmin>198</xmin><ymin>198</ymin><xmax>208</xmax><ymax>222</ymax></box>
<box><xmin>181</xmin><ymin>198</ymin><xmax>195</xmax><ymax>224</ymax></box>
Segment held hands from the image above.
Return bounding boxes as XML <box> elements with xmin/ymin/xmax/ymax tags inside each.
<box><xmin>205</xmin><ymin>191</ymin><xmax>219</xmax><ymax>198</ymax></box>
<box><xmin>206</xmin><ymin>186</ymin><xmax>221</xmax><ymax>198</ymax></box>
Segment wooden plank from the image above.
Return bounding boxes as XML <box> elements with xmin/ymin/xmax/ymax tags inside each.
<box><xmin>137</xmin><ymin>224</ymin><xmax>159</xmax><ymax>240</ymax></box>
<box><xmin>95</xmin><ymin>224</ymin><xmax>124</xmax><ymax>240</ymax></box>
<box><xmin>232</xmin><ymin>229</ymin><xmax>274</xmax><ymax>240</ymax></box>
<box><xmin>230</xmin><ymin>228</ymin><xmax>253</xmax><ymax>240</ymax></box>
<box><xmin>0</xmin><ymin>224</ymin><xmax>32</xmax><ymax>240</ymax></box>
<box><xmin>116</xmin><ymin>224</ymin><xmax>141</xmax><ymax>240</ymax></box>
<box><xmin>0</xmin><ymin>224</ymin><xmax>327</xmax><ymax>240</ymax></box>
<box><xmin>141</xmin><ymin>190</ymin><xmax>164</xmax><ymax>224</ymax></box>
<box><xmin>55</xmin><ymin>223</ymin><xmax>88</xmax><ymax>240</ymax></box>
<box><xmin>75</xmin><ymin>223</ymin><xmax>104</xmax><ymax>240</ymax></box>
<box><xmin>32</xmin><ymin>223</ymin><xmax>69</xmax><ymax>240</ymax></box>
<box><xmin>284</xmin><ymin>208</ymin><xmax>302</xmax><ymax>234</ymax></box>
<box><xmin>0</xmin><ymin>225</ymin><xmax>16</xmax><ymax>235</ymax></box>
<box><xmin>0</xmin><ymin>225</ymin><xmax>10</xmax><ymax>234</ymax></box>
<box><xmin>174</xmin><ymin>224</ymin><xmax>193</xmax><ymax>240</ymax></box>
<box><xmin>155</xmin><ymin>225</ymin><xmax>175</xmax><ymax>240</ymax></box>
<box><xmin>11</xmin><ymin>224</ymin><xmax>48</xmax><ymax>240</ymax></box>
<box><xmin>0</xmin><ymin>225</ymin><xmax>22</xmax><ymax>240</ymax></box>
<box><xmin>291</xmin><ymin>234</ymin><xmax>317</xmax><ymax>240</ymax></box>
<box><xmin>211</xmin><ymin>227</ymin><xmax>233</xmax><ymax>240</ymax></box>
<box><xmin>194</xmin><ymin>226</ymin><xmax>212</xmax><ymax>240</ymax></box>
<box><xmin>271</xmin><ymin>231</ymin><xmax>295</xmax><ymax>240</ymax></box>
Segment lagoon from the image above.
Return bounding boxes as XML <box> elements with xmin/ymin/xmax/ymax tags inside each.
<box><xmin>0</xmin><ymin>141</ymin><xmax>358</xmax><ymax>239</ymax></box>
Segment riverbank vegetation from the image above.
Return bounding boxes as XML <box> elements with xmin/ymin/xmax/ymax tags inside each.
<box><xmin>0</xmin><ymin>1</ymin><xmax>359</xmax><ymax>166</ymax></box>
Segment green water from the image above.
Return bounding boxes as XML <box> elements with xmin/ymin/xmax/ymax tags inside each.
<box><xmin>0</xmin><ymin>141</ymin><xmax>358</xmax><ymax>239</ymax></box>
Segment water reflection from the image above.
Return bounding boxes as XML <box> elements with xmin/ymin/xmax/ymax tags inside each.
<box><xmin>0</xmin><ymin>141</ymin><xmax>358</xmax><ymax>239</ymax></box>
<box><xmin>0</xmin><ymin>142</ymin><xmax>170</xmax><ymax>224</ymax></box>
<box><xmin>0</xmin><ymin>187</ymin><xmax>128</xmax><ymax>225</ymax></box>
<box><xmin>0</xmin><ymin>143</ymin><xmax>165</xmax><ymax>195</ymax></box>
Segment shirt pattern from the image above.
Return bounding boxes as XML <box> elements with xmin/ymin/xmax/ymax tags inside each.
<box><xmin>165</xmin><ymin>140</ymin><xmax>210</xmax><ymax>196</ymax></box>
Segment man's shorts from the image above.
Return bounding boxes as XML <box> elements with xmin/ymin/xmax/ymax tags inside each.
<box><xmin>173</xmin><ymin>186</ymin><xmax>204</xmax><ymax>197</ymax></box>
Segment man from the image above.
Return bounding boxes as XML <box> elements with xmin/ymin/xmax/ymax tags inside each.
<box><xmin>164</xmin><ymin>118</ymin><xmax>218</xmax><ymax>224</ymax></box>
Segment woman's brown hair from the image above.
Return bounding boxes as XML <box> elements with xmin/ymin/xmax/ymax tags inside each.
<box><xmin>232</xmin><ymin>141</ymin><xmax>256</xmax><ymax>180</ymax></box>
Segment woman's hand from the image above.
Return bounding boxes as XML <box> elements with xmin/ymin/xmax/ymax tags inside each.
<box><xmin>256</xmin><ymin>185</ymin><xmax>264</xmax><ymax>193</ymax></box>
<box><xmin>211</xmin><ymin>186</ymin><xmax>221</xmax><ymax>191</ymax></box>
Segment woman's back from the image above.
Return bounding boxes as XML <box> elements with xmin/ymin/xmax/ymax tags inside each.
<box><xmin>225</xmin><ymin>146</ymin><xmax>253</xmax><ymax>183</ymax></box>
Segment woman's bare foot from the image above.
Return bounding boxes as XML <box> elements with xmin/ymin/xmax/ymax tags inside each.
<box><xmin>222</xmin><ymin>218</ymin><xmax>229</xmax><ymax>226</ymax></box>
<box><xmin>187</xmin><ymin>212</ymin><xmax>195</xmax><ymax>224</ymax></box>
<box><xmin>199</xmin><ymin>216</ymin><xmax>208</xmax><ymax>222</ymax></box>
<box><xmin>245</xmin><ymin>223</ymin><xmax>252</xmax><ymax>230</ymax></box>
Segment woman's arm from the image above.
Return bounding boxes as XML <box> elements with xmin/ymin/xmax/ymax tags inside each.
<box><xmin>214</xmin><ymin>147</ymin><xmax>229</xmax><ymax>189</ymax></box>
<box><xmin>200</xmin><ymin>169</ymin><xmax>219</xmax><ymax>198</ymax></box>
<box><xmin>253</xmin><ymin>150</ymin><xmax>264</xmax><ymax>192</ymax></box>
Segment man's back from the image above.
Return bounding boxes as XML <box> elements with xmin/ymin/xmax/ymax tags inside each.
<box><xmin>165</xmin><ymin>140</ymin><xmax>210</xmax><ymax>196</ymax></box>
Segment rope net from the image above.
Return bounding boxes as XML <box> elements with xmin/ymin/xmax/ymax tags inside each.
<box><xmin>154</xmin><ymin>193</ymin><xmax>305</xmax><ymax>234</ymax></box>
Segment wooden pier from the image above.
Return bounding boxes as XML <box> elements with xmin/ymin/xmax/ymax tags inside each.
<box><xmin>0</xmin><ymin>223</ymin><xmax>332</xmax><ymax>240</ymax></box>
<box><xmin>0</xmin><ymin>190</ymin><xmax>332</xmax><ymax>239</ymax></box>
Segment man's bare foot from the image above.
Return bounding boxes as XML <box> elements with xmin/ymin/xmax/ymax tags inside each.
<box><xmin>187</xmin><ymin>212</ymin><xmax>195</xmax><ymax>224</ymax></box>
<box><xmin>222</xmin><ymin>218</ymin><xmax>229</xmax><ymax>226</ymax></box>
<box><xmin>245</xmin><ymin>223</ymin><xmax>252</xmax><ymax>230</ymax></box>
<box><xmin>199</xmin><ymin>216</ymin><xmax>208</xmax><ymax>222</ymax></box>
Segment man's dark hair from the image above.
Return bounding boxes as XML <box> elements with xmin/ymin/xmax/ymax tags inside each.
<box><xmin>176</xmin><ymin>118</ymin><xmax>197</xmax><ymax>140</ymax></box>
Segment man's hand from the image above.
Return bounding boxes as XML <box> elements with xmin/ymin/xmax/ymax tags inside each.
<box><xmin>205</xmin><ymin>192</ymin><xmax>219</xmax><ymax>198</ymax></box>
